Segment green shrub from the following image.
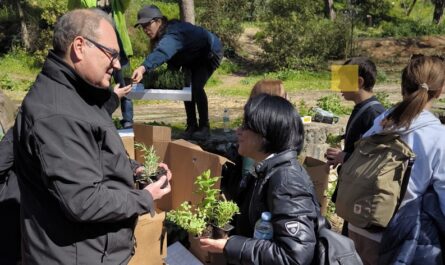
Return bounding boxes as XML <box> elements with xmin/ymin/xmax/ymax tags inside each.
<box><xmin>380</xmin><ymin>19</ymin><xmax>445</xmax><ymax>37</ymax></box>
<box><xmin>316</xmin><ymin>94</ymin><xmax>351</xmax><ymax>116</ymax></box>
<box><xmin>258</xmin><ymin>14</ymin><xmax>349</xmax><ymax>70</ymax></box>
<box><xmin>297</xmin><ymin>99</ymin><xmax>313</xmax><ymax>117</ymax></box>
<box><xmin>375</xmin><ymin>91</ymin><xmax>393</xmax><ymax>109</ymax></box>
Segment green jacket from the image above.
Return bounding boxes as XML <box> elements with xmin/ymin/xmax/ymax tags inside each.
<box><xmin>67</xmin><ymin>0</ymin><xmax>133</xmax><ymax>57</ymax></box>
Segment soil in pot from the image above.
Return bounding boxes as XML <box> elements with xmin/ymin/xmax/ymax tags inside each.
<box><xmin>136</xmin><ymin>167</ymin><xmax>168</xmax><ymax>190</ymax></box>
<box><xmin>211</xmin><ymin>223</ymin><xmax>234</xmax><ymax>239</ymax></box>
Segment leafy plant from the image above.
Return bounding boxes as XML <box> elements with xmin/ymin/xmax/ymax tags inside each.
<box><xmin>134</xmin><ymin>142</ymin><xmax>160</xmax><ymax>181</ymax></box>
<box><xmin>166</xmin><ymin>202</ymin><xmax>207</xmax><ymax>237</ymax></box>
<box><xmin>375</xmin><ymin>91</ymin><xmax>393</xmax><ymax>109</ymax></box>
<box><xmin>166</xmin><ymin>170</ymin><xmax>239</xmax><ymax>237</ymax></box>
<box><xmin>316</xmin><ymin>94</ymin><xmax>351</xmax><ymax>116</ymax></box>
<box><xmin>298</xmin><ymin>99</ymin><xmax>313</xmax><ymax>117</ymax></box>
<box><xmin>326</xmin><ymin>133</ymin><xmax>342</xmax><ymax>148</ymax></box>
<box><xmin>143</xmin><ymin>65</ymin><xmax>189</xmax><ymax>90</ymax></box>
<box><xmin>213</xmin><ymin>200</ymin><xmax>239</xmax><ymax>228</ymax></box>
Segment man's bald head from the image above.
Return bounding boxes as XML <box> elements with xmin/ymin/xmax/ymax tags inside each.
<box><xmin>53</xmin><ymin>9</ymin><xmax>114</xmax><ymax>57</ymax></box>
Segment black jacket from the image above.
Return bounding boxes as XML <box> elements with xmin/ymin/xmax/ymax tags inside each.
<box><xmin>13</xmin><ymin>51</ymin><xmax>154</xmax><ymax>264</ymax></box>
<box><xmin>0</xmin><ymin>129</ymin><xmax>21</xmax><ymax>265</ymax></box>
<box><xmin>224</xmin><ymin>150</ymin><xmax>319</xmax><ymax>265</ymax></box>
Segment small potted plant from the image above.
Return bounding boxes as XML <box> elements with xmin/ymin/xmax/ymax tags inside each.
<box><xmin>166</xmin><ymin>170</ymin><xmax>239</xmax><ymax>239</ymax></box>
<box><xmin>326</xmin><ymin>133</ymin><xmax>342</xmax><ymax>148</ymax></box>
<box><xmin>143</xmin><ymin>65</ymin><xmax>190</xmax><ymax>90</ymax></box>
<box><xmin>210</xmin><ymin>199</ymin><xmax>239</xmax><ymax>239</ymax></box>
<box><xmin>134</xmin><ymin>142</ymin><xmax>167</xmax><ymax>189</ymax></box>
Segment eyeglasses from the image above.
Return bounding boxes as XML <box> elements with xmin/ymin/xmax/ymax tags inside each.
<box><xmin>84</xmin><ymin>36</ymin><xmax>120</xmax><ymax>64</ymax></box>
<box><xmin>141</xmin><ymin>19</ymin><xmax>156</xmax><ymax>29</ymax></box>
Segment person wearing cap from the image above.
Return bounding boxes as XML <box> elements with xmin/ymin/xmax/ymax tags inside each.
<box><xmin>68</xmin><ymin>0</ymin><xmax>135</xmax><ymax>129</ymax></box>
<box><xmin>132</xmin><ymin>5</ymin><xmax>223</xmax><ymax>140</ymax></box>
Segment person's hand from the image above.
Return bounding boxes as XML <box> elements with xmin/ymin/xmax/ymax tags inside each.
<box><xmin>134</xmin><ymin>166</ymin><xmax>144</xmax><ymax>177</ymax></box>
<box><xmin>325</xmin><ymin>147</ymin><xmax>345</xmax><ymax>168</ymax></box>
<box><xmin>199</xmin><ymin>238</ymin><xmax>227</xmax><ymax>253</ymax></box>
<box><xmin>143</xmin><ymin>162</ymin><xmax>172</xmax><ymax>200</ymax></box>
<box><xmin>113</xmin><ymin>83</ymin><xmax>132</xmax><ymax>99</ymax></box>
<box><xmin>132</xmin><ymin>66</ymin><xmax>146</xmax><ymax>83</ymax></box>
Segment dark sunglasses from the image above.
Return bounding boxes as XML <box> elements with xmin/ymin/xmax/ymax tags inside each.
<box><xmin>140</xmin><ymin>19</ymin><xmax>156</xmax><ymax>28</ymax></box>
<box><xmin>84</xmin><ymin>37</ymin><xmax>120</xmax><ymax>63</ymax></box>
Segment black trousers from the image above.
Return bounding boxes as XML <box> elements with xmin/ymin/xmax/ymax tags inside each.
<box><xmin>184</xmin><ymin>62</ymin><xmax>217</xmax><ymax>127</ymax></box>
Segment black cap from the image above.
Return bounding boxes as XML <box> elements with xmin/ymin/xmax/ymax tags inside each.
<box><xmin>134</xmin><ymin>5</ymin><xmax>163</xmax><ymax>27</ymax></box>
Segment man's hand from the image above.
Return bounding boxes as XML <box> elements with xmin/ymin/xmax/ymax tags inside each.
<box><xmin>325</xmin><ymin>147</ymin><xmax>345</xmax><ymax>168</ymax></box>
<box><xmin>113</xmin><ymin>84</ymin><xmax>132</xmax><ymax>99</ymax></box>
<box><xmin>144</xmin><ymin>163</ymin><xmax>172</xmax><ymax>200</ymax></box>
<box><xmin>199</xmin><ymin>238</ymin><xmax>227</xmax><ymax>253</ymax></box>
<box><xmin>132</xmin><ymin>66</ymin><xmax>146</xmax><ymax>83</ymax></box>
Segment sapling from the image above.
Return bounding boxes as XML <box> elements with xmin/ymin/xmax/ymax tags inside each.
<box><xmin>134</xmin><ymin>142</ymin><xmax>167</xmax><ymax>189</ymax></box>
<box><xmin>213</xmin><ymin>199</ymin><xmax>239</xmax><ymax>228</ymax></box>
<box><xmin>326</xmin><ymin>133</ymin><xmax>342</xmax><ymax>148</ymax></box>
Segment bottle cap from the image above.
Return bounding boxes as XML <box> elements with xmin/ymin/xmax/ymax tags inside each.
<box><xmin>261</xmin><ymin>211</ymin><xmax>272</xmax><ymax>221</ymax></box>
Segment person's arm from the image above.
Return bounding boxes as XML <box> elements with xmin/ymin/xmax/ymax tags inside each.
<box><xmin>132</xmin><ymin>31</ymin><xmax>184</xmax><ymax>82</ymax></box>
<box><xmin>224</xmin><ymin>169</ymin><xmax>318</xmax><ymax>264</ymax></box>
<box><xmin>32</xmin><ymin>116</ymin><xmax>169</xmax><ymax>223</ymax></box>
<box><xmin>0</xmin><ymin>129</ymin><xmax>14</xmax><ymax>178</ymax></box>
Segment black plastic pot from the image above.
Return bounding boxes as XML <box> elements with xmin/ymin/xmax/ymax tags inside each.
<box><xmin>211</xmin><ymin>223</ymin><xmax>234</xmax><ymax>239</ymax></box>
<box><xmin>135</xmin><ymin>167</ymin><xmax>168</xmax><ymax>190</ymax></box>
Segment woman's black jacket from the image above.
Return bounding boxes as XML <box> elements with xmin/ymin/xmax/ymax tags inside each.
<box><xmin>224</xmin><ymin>149</ymin><xmax>319</xmax><ymax>265</ymax></box>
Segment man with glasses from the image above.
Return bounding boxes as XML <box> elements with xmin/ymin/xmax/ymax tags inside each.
<box><xmin>13</xmin><ymin>9</ymin><xmax>172</xmax><ymax>264</ymax></box>
<box><xmin>68</xmin><ymin>0</ymin><xmax>135</xmax><ymax>129</ymax></box>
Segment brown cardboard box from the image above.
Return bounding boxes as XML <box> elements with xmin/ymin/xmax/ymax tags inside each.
<box><xmin>129</xmin><ymin>211</ymin><xmax>167</xmax><ymax>265</ymax></box>
<box><xmin>163</xmin><ymin>139</ymin><xmax>229</xmax><ymax>211</ymax></box>
<box><xmin>118</xmin><ymin>129</ymin><xmax>135</xmax><ymax>159</ymax></box>
<box><xmin>188</xmin><ymin>235</ymin><xmax>226</xmax><ymax>265</ymax></box>
<box><xmin>303</xmin><ymin>156</ymin><xmax>330</xmax><ymax>215</ymax></box>
<box><xmin>134</xmin><ymin>123</ymin><xmax>171</xmax><ymax>162</ymax></box>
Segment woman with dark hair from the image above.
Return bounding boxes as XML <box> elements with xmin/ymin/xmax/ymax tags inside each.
<box><xmin>132</xmin><ymin>5</ymin><xmax>223</xmax><ymax>140</ymax></box>
<box><xmin>200</xmin><ymin>94</ymin><xmax>318</xmax><ymax>265</ymax></box>
<box><xmin>348</xmin><ymin>55</ymin><xmax>445</xmax><ymax>265</ymax></box>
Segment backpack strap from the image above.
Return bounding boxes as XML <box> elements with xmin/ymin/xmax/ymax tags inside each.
<box><xmin>393</xmin><ymin>156</ymin><xmax>415</xmax><ymax>215</ymax></box>
<box><xmin>345</xmin><ymin>101</ymin><xmax>380</xmax><ymax>141</ymax></box>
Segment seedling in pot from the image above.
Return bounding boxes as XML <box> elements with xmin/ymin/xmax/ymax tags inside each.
<box><xmin>210</xmin><ymin>199</ymin><xmax>239</xmax><ymax>239</ymax></box>
<box><xmin>134</xmin><ymin>143</ymin><xmax>168</xmax><ymax>189</ymax></box>
<box><xmin>326</xmin><ymin>133</ymin><xmax>342</xmax><ymax>148</ymax></box>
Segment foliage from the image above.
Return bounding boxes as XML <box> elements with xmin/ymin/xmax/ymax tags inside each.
<box><xmin>213</xmin><ymin>200</ymin><xmax>239</xmax><ymax>228</ymax></box>
<box><xmin>134</xmin><ymin>142</ymin><xmax>160</xmax><ymax>181</ymax></box>
<box><xmin>326</xmin><ymin>133</ymin><xmax>342</xmax><ymax>148</ymax></box>
<box><xmin>379</xmin><ymin>19</ymin><xmax>445</xmax><ymax>37</ymax></box>
<box><xmin>316</xmin><ymin>94</ymin><xmax>351</xmax><ymax>116</ymax></box>
<box><xmin>375</xmin><ymin>91</ymin><xmax>393</xmax><ymax>109</ymax></box>
<box><xmin>258</xmin><ymin>8</ymin><xmax>350</xmax><ymax>70</ymax></box>
<box><xmin>297</xmin><ymin>99</ymin><xmax>314</xmax><ymax>117</ymax></box>
<box><xmin>166</xmin><ymin>202</ymin><xmax>207</xmax><ymax>237</ymax></box>
<box><xmin>325</xmin><ymin>180</ymin><xmax>337</xmax><ymax>220</ymax></box>
<box><xmin>195</xmin><ymin>0</ymin><xmax>249</xmax><ymax>50</ymax></box>
<box><xmin>166</xmin><ymin>170</ymin><xmax>239</xmax><ymax>236</ymax></box>
<box><xmin>143</xmin><ymin>65</ymin><xmax>189</xmax><ymax>90</ymax></box>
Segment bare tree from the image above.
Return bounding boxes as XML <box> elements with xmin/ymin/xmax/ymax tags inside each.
<box><xmin>179</xmin><ymin>0</ymin><xmax>195</xmax><ymax>24</ymax></box>
<box><xmin>324</xmin><ymin>0</ymin><xmax>336</xmax><ymax>20</ymax></box>
<box><xmin>16</xmin><ymin>0</ymin><xmax>30</xmax><ymax>49</ymax></box>
<box><xmin>433</xmin><ymin>0</ymin><xmax>445</xmax><ymax>24</ymax></box>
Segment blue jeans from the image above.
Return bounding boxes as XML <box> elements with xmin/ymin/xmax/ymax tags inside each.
<box><xmin>120</xmin><ymin>97</ymin><xmax>133</xmax><ymax>125</ymax></box>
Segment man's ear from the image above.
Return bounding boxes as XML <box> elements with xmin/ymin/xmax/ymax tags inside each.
<box><xmin>358</xmin><ymin>76</ymin><xmax>365</xmax><ymax>90</ymax></box>
<box><xmin>71</xmin><ymin>36</ymin><xmax>86</xmax><ymax>61</ymax></box>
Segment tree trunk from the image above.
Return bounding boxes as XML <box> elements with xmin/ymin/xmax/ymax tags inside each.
<box><xmin>406</xmin><ymin>0</ymin><xmax>417</xmax><ymax>16</ymax></box>
<box><xmin>17</xmin><ymin>0</ymin><xmax>30</xmax><ymax>50</ymax></box>
<box><xmin>324</xmin><ymin>0</ymin><xmax>336</xmax><ymax>20</ymax></box>
<box><xmin>179</xmin><ymin>0</ymin><xmax>195</xmax><ymax>24</ymax></box>
<box><xmin>433</xmin><ymin>0</ymin><xmax>445</xmax><ymax>24</ymax></box>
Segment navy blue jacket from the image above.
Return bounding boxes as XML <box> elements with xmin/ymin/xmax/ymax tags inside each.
<box><xmin>142</xmin><ymin>20</ymin><xmax>222</xmax><ymax>71</ymax></box>
<box><xmin>378</xmin><ymin>188</ymin><xmax>445</xmax><ymax>265</ymax></box>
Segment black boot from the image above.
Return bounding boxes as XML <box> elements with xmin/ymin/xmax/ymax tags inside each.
<box><xmin>192</xmin><ymin>124</ymin><xmax>210</xmax><ymax>140</ymax></box>
<box><xmin>179</xmin><ymin>124</ymin><xmax>198</xmax><ymax>140</ymax></box>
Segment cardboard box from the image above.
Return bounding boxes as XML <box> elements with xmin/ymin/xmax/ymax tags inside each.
<box><xmin>118</xmin><ymin>129</ymin><xmax>135</xmax><ymax>159</ymax></box>
<box><xmin>162</xmin><ymin>140</ymin><xmax>228</xmax><ymax>211</ymax></box>
<box><xmin>302</xmin><ymin>156</ymin><xmax>330</xmax><ymax>215</ymax></box>
<box><xmin>129</xmin><ymin>211</ymin><xmax>167</xmax><ymax>265</ymax></box>
<box><xmin>188</xmin><ymin>235</ymin><xmax>226</xmax><ymax>265</ymax></box>
<box><xmin>134</xmin><ymin>123</ymin><xmax>171</xmax><ymax>162</ymax></box>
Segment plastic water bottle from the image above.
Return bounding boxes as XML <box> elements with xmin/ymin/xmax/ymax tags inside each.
<box><xmin>253</xmin><ymin>212</ymin><xmax>273</xmax><ymax>240</ymax></box>
<box><xmin>223</xmin><ymin>108</ymin><xmax>230</xmax><ymax>132</ymax></box>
